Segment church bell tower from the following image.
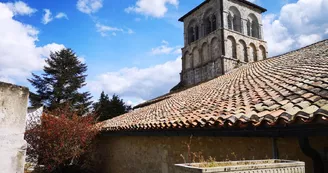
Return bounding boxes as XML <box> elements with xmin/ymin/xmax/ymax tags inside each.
<box><xmin>177</xmin><ymin>0</ymin><xmax>268</xmax><ymax>88</ymax></box>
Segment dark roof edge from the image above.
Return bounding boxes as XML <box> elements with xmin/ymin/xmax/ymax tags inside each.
<box><xmin>102</xmin><ymin>124</ymin><xmax>328</xmax><ymax>137</ymax></box>
<box><xmin>178</xmin><ymin>0</ymin><xmax>267</xmax><ymax>22</ymax></box>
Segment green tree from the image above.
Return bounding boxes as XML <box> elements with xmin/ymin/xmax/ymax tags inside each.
<box><xmin>28</xmin><ymin>48</ymin><xmax>92</xmax><ymax>114</ymax></box>
<box><xmin>93</xmin><ymin>92</ymin><xmax>131</xmax><ymax>121</ymax></box>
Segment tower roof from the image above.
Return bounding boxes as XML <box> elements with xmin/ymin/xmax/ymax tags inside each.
<box><xmin>178</xmin><ymin>0</ymin><xmax>267</xmax><ymax>22</ymax></box>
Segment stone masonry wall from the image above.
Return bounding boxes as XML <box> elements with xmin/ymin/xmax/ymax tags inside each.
<box><xmin>0</xmin><ymin>82</ymin><xmax>29</xmax><ymax>173</ymax></box>
<box><xmin>96</xmin><ymin>135</ymin><xmax>328</xmax><ymax>173</ymax></box>
<box><xmin>180</xmin><ymin>0</ymin><xmax>267</xmax><ymax>87</ymax></box>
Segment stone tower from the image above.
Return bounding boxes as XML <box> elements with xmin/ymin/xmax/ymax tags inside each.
<box><xmin>178</xmin><ymin>0</ymin><xmax>268</xmax><ymax>87</ymax></box>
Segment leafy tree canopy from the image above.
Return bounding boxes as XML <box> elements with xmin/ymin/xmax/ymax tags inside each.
<box><xmin>93</xmin><ymin>92</ymin><xmax>131</xmax><ymax>121</ymax></box>
<box><xmin>28</xmin><ymin>48</ymin><xmax>92</xmax><ymax>114</ymax></box>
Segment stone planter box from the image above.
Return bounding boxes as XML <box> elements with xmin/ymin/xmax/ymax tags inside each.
<box><xmin>175</xmin><ymin>160</ymin><xmax>305</xmax><ymax>173</ymax></box>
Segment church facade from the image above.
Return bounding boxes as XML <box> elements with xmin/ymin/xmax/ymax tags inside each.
<box><xmin>179</xmin><ymin>0</ymin><xmax>268</xmax><ymax>86</ymax></box>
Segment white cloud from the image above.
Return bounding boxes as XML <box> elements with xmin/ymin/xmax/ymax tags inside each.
<box><xmin>0</xmin><ymin>2</ymin><xmax>64</xmax><ymax>83</ymax></box>
<box><xmin>263</xmin><ymin>14</ymin><xmax>295</xmax><ymax>56</ymax></box>
<box><xmin>297</xmin><ymin>34</ymin><xmax>322</xmax><ymax>47</ymax></box>
<box><xmin>5</xmin><ymin>1</ymin><xmax>37</xmax><ymax>16</ymax></box>
<box><xmin>263</xmin><ymin>0</ymin><xmax>328</xmax><ymax>56</ymax></box>
<box><xmin>78</xmin><ymin>56</ymin><xmax>86</xmax><ymax>63</ymax></box>
<box><xmin>150</xmin><ymin>40</ymin><xmax>181</xmax><ymax>55</ymax></box>
<box><xmin>55</xmin><ymin>12</ymin><xmax>68</xmax><ymax>20</ymax></box>
<box><xmin>77</xmin><ymin>0</ymin><xmax>103</xmax><ymax>14</ymax></box>
<box><xmin>126</xmin><ymin>98</ymin><xmax>146</xmax><ymax>107</ymax></box>
<box><xmin>42</xmin><ymin>10</ymin><xmax>68</xmax><ymax>24</ymax></box>
<box><xmin>127</xmin><ymin>28</ymin><xmax>135</xmax><ymax>34</ymax></box>
<box><xmin>96</xmin><ymin>23</ymin><xmax>135</xmax><ymax>37</ymax></box>
<box><xmin>325</xmin><ymin>28</ymin><xmax>328</xmax><ymax>34</ymax></box>
<box><xmin>96</xmin><ymin>23</ymin><xmax>123</xmax><ymax>37</ymax></box>
<box><xmin>125</xmin><ymin>0</ymin><xmax>179</xmax><ymax>18</ymax></box>
<box><xmin>42</xmin><ymin>9</ymin><xmax>53</xmax><ymax>24</ymax></box>
<box><xmin>88</xmin><ymin>57</ymin><xmax>181</xmax><ymax>101</ymax></box>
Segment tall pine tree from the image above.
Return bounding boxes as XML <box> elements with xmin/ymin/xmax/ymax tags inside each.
<box><xmin>28</xmin><ymin>48</ymin><xmax>92</xmax><ymax>114</ymax></box>
<box><xmin>93</xmin><ymin>92</ymin><xmax>131</xmax><ymax>121</ymax></box>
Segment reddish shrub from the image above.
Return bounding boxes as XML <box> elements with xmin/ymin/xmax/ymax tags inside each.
<box><xmin>25</xmin><ymin>106</ymin><xmax>99</xmax><ymax>172</ymax></box>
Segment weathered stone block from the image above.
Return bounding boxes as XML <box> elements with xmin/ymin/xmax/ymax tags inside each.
<box><xmin>0</xmin><ymin>82</ymin><xmax>29</xmax><ymax>173</ymax></box>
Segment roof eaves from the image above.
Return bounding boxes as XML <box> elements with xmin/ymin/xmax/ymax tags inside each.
<box><xmin>178</xmin><ymin>0</ymin><xmax>267</xmax><ymax>22</ymax></box>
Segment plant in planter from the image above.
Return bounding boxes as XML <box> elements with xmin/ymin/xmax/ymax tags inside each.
<box><xmin>177</xmin><ymin>137</ymin><xmax>305</xmax><ymax>173</ymax></box>
<box><xmin>175</xmin><ymin>160</ymin><xmax>305</xmax><ymax>173</ymax></box>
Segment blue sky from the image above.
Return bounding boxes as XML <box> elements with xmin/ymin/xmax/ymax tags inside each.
<box><xmin>0</xmin><ymin>0</ymin><xmax>327</xmax><ymax>106</ymax></box>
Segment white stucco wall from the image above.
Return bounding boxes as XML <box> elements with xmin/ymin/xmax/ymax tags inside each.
<box><xmin>0</xmin><ymin>82</ymin><xmax>29</xmax><ymax>173</ymax></box>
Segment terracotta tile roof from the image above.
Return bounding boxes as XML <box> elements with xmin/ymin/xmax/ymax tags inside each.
<box><xmin>102</xmin><ymin>40</ymin><xmax>328</xmax><ymax>132</ymax></box>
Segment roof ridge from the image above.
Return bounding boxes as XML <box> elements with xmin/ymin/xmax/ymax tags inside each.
<box><xmin>102</xmin><ymin>39</ymin><xmax>328</xmax><ymax>132</ymax></box>
<box><xmin>269</xmin><ymin>39</ymin><xmax>328</xmax><ymax>59</ymax></box>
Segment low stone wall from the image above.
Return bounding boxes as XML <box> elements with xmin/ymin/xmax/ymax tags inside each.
<box><xmin>96</xmin><ymin>135</ymin><xmax>328</xmax><ymax>173</ymax></box>
<box><xmin>0</xmin><ymin>82</ymin><xmax>29</xmax><ymax>173</ymax></box>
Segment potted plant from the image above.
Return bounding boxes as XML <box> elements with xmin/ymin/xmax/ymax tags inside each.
<box><xmin>175</xmin><ymin>159</ymin><xmax>305</xmax><ymax>173</ymax></box>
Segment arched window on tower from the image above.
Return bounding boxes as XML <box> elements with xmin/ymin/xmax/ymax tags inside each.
<box><xmin>227</xmin><ymin>36</ymin><xmax>237</xmax><ymax>59</ymax></box>
<box><xmin>239</xmin><ymin>40</ymin><xmax>248</xmax><ymax>62</ymax></box>
<box><xmin>248</xmin><ymin>14</ymin><xmax>260</xmax><ymax>39</ymax></box>
<box><xmin>252</xmin><ymin>20</ymin><xmax>259</xmax><ymax>38</ymax></box>
<box><xmin>188</xmin><ymin>20</ymin><xmax>199</xmax><ymax>44</ymax></box>
<box><xmin>205</xmin><ymin>17</ymin><xmax>211</xmax><ymax>36</ymax></box>
<box><xmin>212</xmin><ymin>15</ymin><xmax>217</xmax><ymax>31</ymax></box>
<box><xmin>247</xmin><ymin>20</ymin><xmax>251</xmax><ymax>36</ymax></box>
<box><xmin>259</xmin><ymin>45</ymin><xmax>266</xmax><ymax>60</ymax></box>
<box><xmin>250</xmin><ymin>43</ymin><xmax>257</xmax><ymax>62</ymax></box>
<box><xmin>195</xmin><ymin>25</ymin><xmax>199</xmax><ymax>40</ymax></box>
<box><xmin>204</xmin><ymin>14</ymin><xmax>217</xmax><ymax>36</ymax></box>
<box><xmin>188</xmin><ymin>27</ymin><xmax>195</xmax><ymax>44</ymax></box>
<box><xmin>228</xmin><ymin>13</ymin><xmax>233</xmax><ymax>30</ymax></box>
<box><xmin>228</xmin><ymin>6</ymin><xmax>242</xmax><ymax>33</ymax></box>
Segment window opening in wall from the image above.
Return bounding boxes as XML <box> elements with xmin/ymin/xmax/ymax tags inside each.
<box><xmin>227</xmin><ymin>36</ymin><xmax>237</xmax><ymax>59</ymax></box>
<box><xmin>252</xmin><ymin>21</ymin><xmax>259</xmax><ymax>38</ymax></box>
<box><xmin>188</xmin><ymin>27</ymin><xmax>195</xmax><ymax>44</ymax></box>
<box><xmin>260</xmin><ymin>46</ymin><xmax>266</xmax><ymax>60</ymax></box>
<box><xmin>228</xmin><ymin>13</ymin><xmax>233</xmax><ymax>30</ymax></box>
<box><xmin>247</xmin><ymin>20</ymin><xmax>251</xmax><ymax>36</ymax></box>
<box><xmin>195</xmin><ymin>26</ymin><xmax>199</xmax><ymax>40</ymax></box>
<box><xmin>239</xmin><ymin>40</ymin><xmax>248</xmax><ymax>62</ymax></box>
<box><xmin>228</xmin><ymin>6</ymin><xmax>242</xmax><ymax>33</ymax></box>
<box><xmin>212</xmin><ymin>15</ymin><xmax>217</xmax><ymax>31</ymax></box>
<box><xmin>204</xmin><ymin>14</ymin><xmax>217</xmax><ymax>36</ymax></box>
<box><xmin>250</xmin><ymin>43</ymin><xmax>257</xmax><ymax>62</ymax></box>
<box><xmin>248</xmin><ymin>14</ymin><xmax>260</xmax><ymax>39</ymax></box>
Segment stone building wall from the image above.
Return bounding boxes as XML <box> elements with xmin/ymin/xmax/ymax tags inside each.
<box><xmin>95</xmin><ymin>135</ymin><xmax>328</xmax><ymax>173</ymax></box>
<box><xmin>223</xmin><ymin>29</ymin><xmax>267</xmax><ymax>73</ymax></box>
<box><xmin>182</xmin><ymin>0</ymin><xmax>221</xmax><ymax>46</ymax></box>
<box><xmin>180</xmin><ymin>0</ymin><xmax>267</xmax><ymax>86</ymax></box>
<box><xmin>182</xmin><ymin>29</ymin><xmax>224</xmax><ymax>86</ymax></box>
<box><xmin>222</xmin><ymin>0</ymin><xmax>263</xmax><ymax>37</ymax></box>
<box><xmin>0</xmin><ymin>82</ymin><xmax>29</xmax><ymax>173</ymax></box>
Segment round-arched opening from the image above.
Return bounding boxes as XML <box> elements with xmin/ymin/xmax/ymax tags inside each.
<box><xmin>184</xmin><ymin>51</ymin><xmax>192</xmax><ymax>70</ymax></box>
<box><xmin>249</xmin><ymin>43</ymin><xmax>257</xmax><ymax>62</ymax></box>
<box><xmin>228</xmin><ymin>6</ymin><xmax>242</xmax><ymax>33</ymax></box>
<box><xmin>187</xmin><ymin>19</ymin><xmax>199</xmax><ymax>44</ymax></box>
<box><xmin>227</xmin><ymin>36</ymin><xmax>237</xmax><ymax>59</ymax></box>
<box><xmin>259</xmin><ymin>45</ymin><xmax>266</xmax><ymax>60</ymax></box>
<box><xmin>203</xmin><ymin>9</ymin><xmax>217</xmax><ymax>36</ymax></box>
<box><xmin>239</xmin><ymin>39</ymin><xmax>248</xmax><ymax>62</ymax></box>
<box><xmin>247</xmin><ymin>14</ymin><xmax>260</xmax><ymax>39</ymax></box>
<box><xmin>202</xmin><ymin>42</ymin><xmax>210</xmax><ymax>63</ymax></box>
